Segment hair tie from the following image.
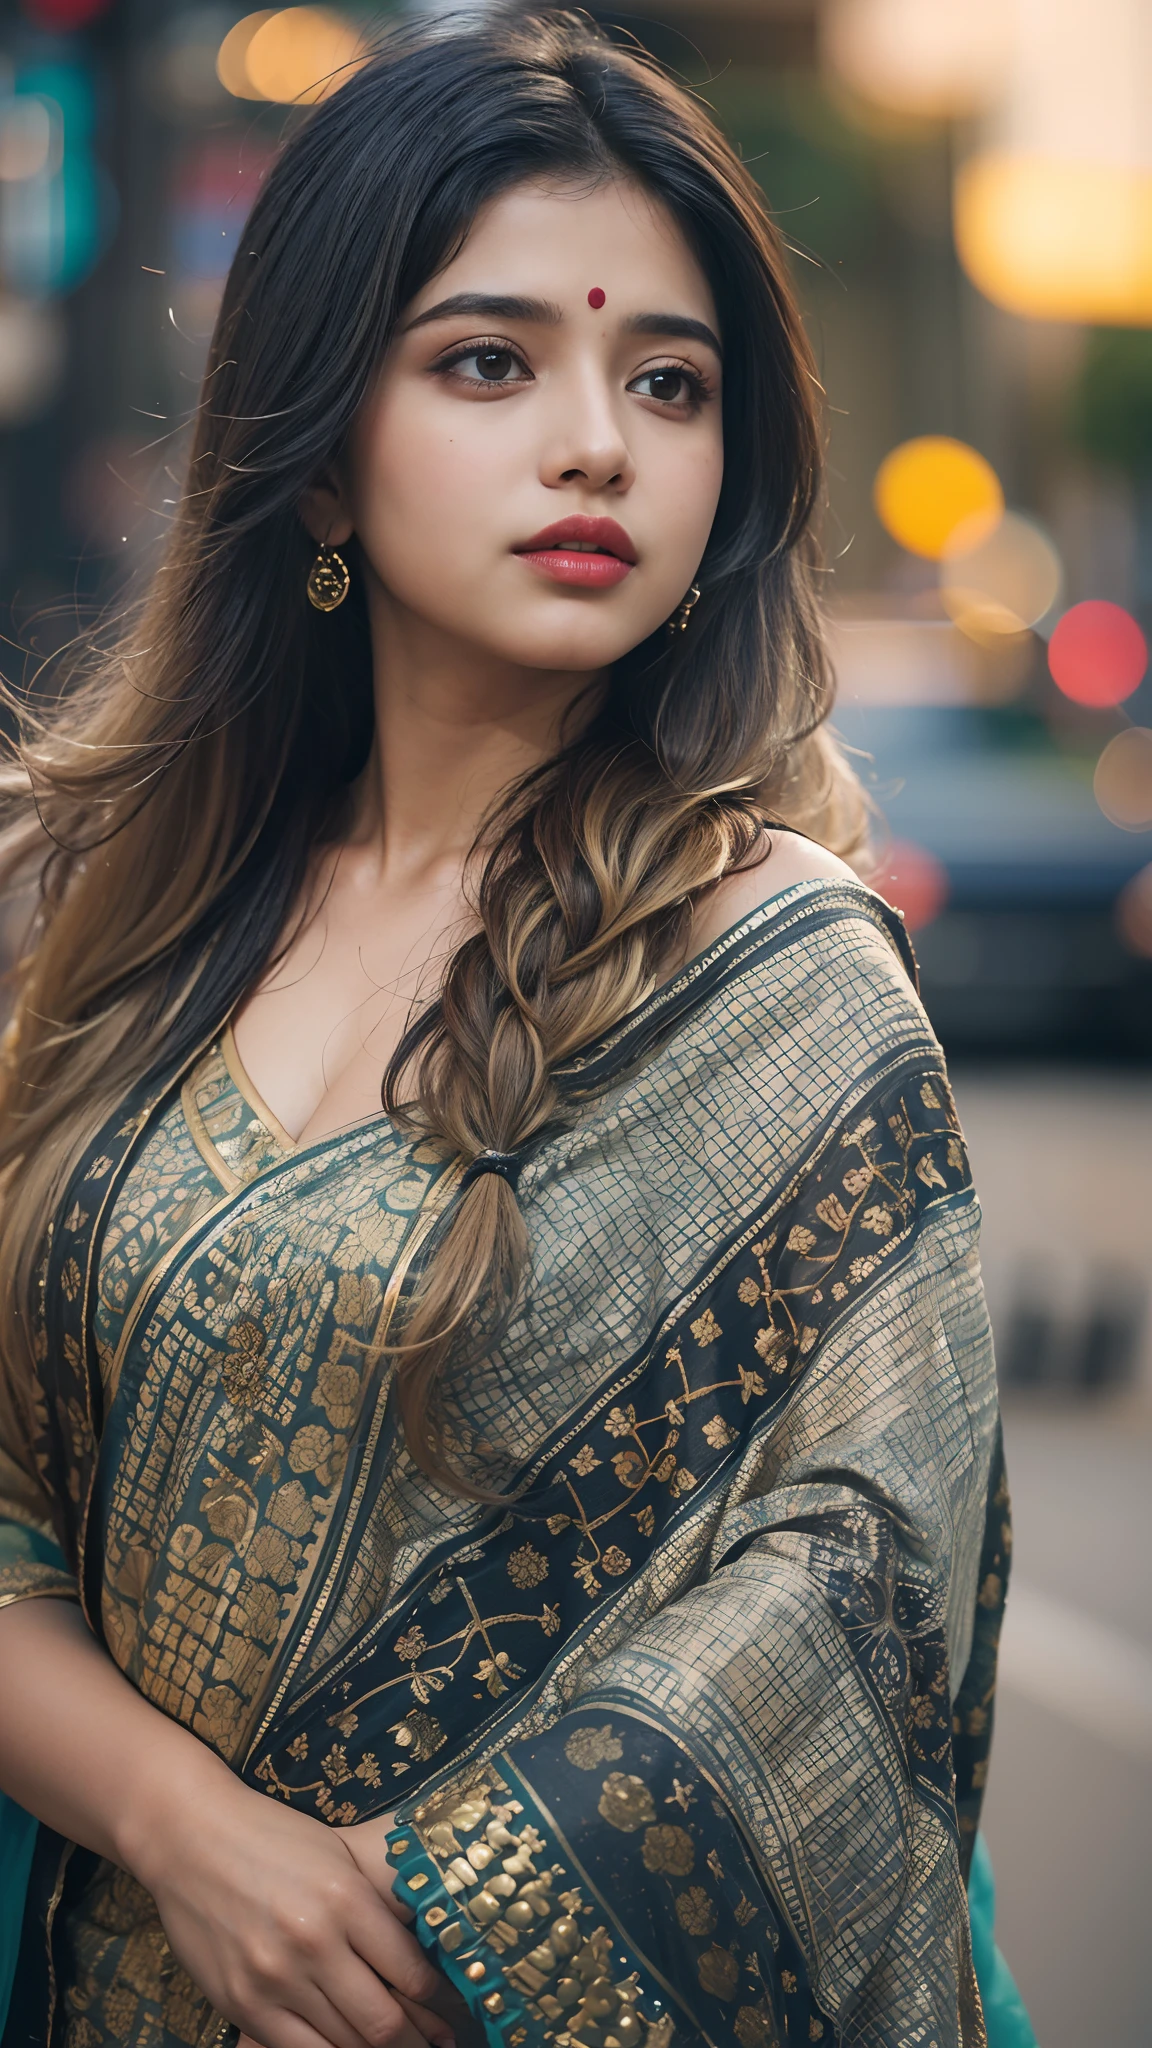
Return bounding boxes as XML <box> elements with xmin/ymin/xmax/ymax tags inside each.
<box><xmin>460</xmin><ymin>1148</ymin><xmax>522</xmax><ymax>1195</ymax></box>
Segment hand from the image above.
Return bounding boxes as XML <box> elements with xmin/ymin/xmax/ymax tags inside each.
<box><xmin>344</xmin><ymin>1816</ymin><xmax>473</xmax><ymax>2048</ymax></box>
<box><xmin>124</xmin><ymin>1759</ymin><xmax>454</xmax><ymax>2048</ymax></box>
<box><xmin>342</xmin><ymin>1812</ymin><xmax>405</xmax><ymax>1909</ymax></box>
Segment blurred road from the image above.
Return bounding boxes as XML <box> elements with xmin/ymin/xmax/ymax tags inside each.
<box><xmin>952</xmin><ymin>1070</ymin><xmax>1152</xmax><ymax>2047</ymax></box>
<box><xmin>983</xmin><ymin>1403</ymin><xmax>1152</xmax><ymax>2048</ymax></box>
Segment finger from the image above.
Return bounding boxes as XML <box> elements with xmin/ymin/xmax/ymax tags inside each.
<box><xmin>318</xmin><ymin>1946</ymin><xmax>440</xmax><ymax>2047</ymax></box>
<box><xmin>235</xmin><ymin>2017</ymin><xmax>350</xmax><ymax>2048</ymax></box>
<box><xmin>261</xmin><ymin>1985</ymin><xmax>371</xmax><ymax>2048</ymax></box>
<box><xmin>395</xmin><ymin>1994</ymin><xmax>457</xmax><ymax>2048</ymax></box>
<box><xmin>346</xmin><ymin>1900</ymin><xmax>442</xmax><ymax>2004</ymax></box>
<box><xmin>342</xmin><ymin>1821</ymin><xmax>408</xmax><ymax>1911</ymax></box>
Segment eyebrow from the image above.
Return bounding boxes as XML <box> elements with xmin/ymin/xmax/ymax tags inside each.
<box><xmin>624</xmin><ymin>311</ymin><xmax>723</xmax><ymax>357</ymax></box>
<box><xmin>404</xmin><ymin>291</ymin><xmax>723</xmax><ymax>357</ymax></box>
<box><xmin>404</xmin><ymin>293</ymin><xmax>564</xmax><ymax>331</ymax></box>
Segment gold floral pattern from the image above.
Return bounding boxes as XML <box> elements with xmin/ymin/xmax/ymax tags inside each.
<box><xmin>735</xmin><ymin>2002</ymin><xmax>780</xmax><ymax>2047</ymax></box>
<box><xmin>675</xmin><ymin>1885</ymin><xmax>718</xmax><ymax>1936</ymax></box>
<box><xmin>698</xmin><ymin>1943</ymin><xmax>742</xmax><ymax>1999</ymax></box>
<box><xmin>507</xmin><ymin>1542</ymin><xmax>549</xmax><ymax>1589</ymax></box>
<box><xmin>563</xmin><ymin>1723</ymin><xmax>623</xmax><ymax>1770</ymax></box>
<box><xmin>220</xmin><ymin>1318</ymin><xmax>267</xmax><ymax>1406</ymax></box>
<box><xmin>597</xmin><ymin>1772</ymin><xmax>657</xmax><ymax>1831</ymax></box>
<box><xmin>641</xmin><ymin>1823</ymin><xmax>695</xmax><ymax>1874</ymax></box>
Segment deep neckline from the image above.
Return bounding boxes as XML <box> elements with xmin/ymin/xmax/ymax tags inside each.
<box><xmin>220</xmin><ymin>1022</ymin><xmax>301</xmax><ymax>1156</ymax></box>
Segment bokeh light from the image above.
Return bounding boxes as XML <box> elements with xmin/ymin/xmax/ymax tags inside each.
<box><xmin>1114</xmin><ymin>863</ymin><xmax>1152</xmax><ymax>959</ymax></box>
<box><xmin>1082</xmin><ymin>733</ymin><xmax>1147</xmax><ymax>835</ymax></box>
<box><xmin>955</xmin><ymin>154</ymin><xmax>1152</xmax><ymax>326</ymax></box>
<box><xmin>1048</xmin><ymin>601</ymin><xmax>1147</xmax><ymax>707</ymax></box>
<box><xmin>873</xmin><ymin>437</ymin><xmax>1003</xmax><ymax>561</ymax></box>
<box><xmin>217</xmin><ymin>14</ymin><xmax>281</xmax><ymax>98</ymax></box>
<box><xmin>21</xmin><ymin>0</ymin><xmax>113</xmax><ymax>24</ymax></box>
<box><xmin>821</xmin><ymin>0</ymin><xmax>1011</xmax><ymax>120</ymax></box>
<box><xmin>940</xmin><ymin>511</ymin><xmax>1062</xmax><ymax>641</ymax></box>
<box><xmin>1093</xmin><ymin>728</ymin><xmax>1152</xmax><ymax>831</ymax></box>
<box><xmin>217</xmin><ymin>9</ymin><xmax>362</xmax><ymax>105</ymax></box>
<box><xmin>0</xmin><ymin>298</ymin><xmax>66</xmax><ymax>424</ymax></box>
<box><xmin>0</xmin><ymin>99</ymin><xmax>55</xmax><ymax>184</ymax></box>
<box><xmin>873</xmin><ymin>839</ymin><xmax>949</xmax><ymax>930</ymax></box>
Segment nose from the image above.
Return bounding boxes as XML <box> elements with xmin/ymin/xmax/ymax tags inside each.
<box><xmin>538</xmin><ymin>365</ymin><xmax>636</xmax><ymax>495</ymax></box>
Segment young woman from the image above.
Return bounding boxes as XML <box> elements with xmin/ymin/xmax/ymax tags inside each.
<box><xmin>0</xmin><ymin>12</ymin><xmax>1014</xmax><ymax>2048</ymax></box>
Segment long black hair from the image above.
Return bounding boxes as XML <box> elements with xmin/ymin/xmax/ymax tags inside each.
<box><xmin>0</xmin><ymin>7</ymin><xmax>864</xmax><ymax>1486</ymax></box>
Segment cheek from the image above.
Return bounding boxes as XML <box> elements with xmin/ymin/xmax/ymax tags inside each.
<box><xmin>682</xmin><ymin>430</ymin><xmax>725</xmax><ymax>532</ymax></box>
<box><xmin>353</xmin><ymin>399</ymin><xmax>507</xmax><ymax>576</ymax></box>
<box><xmin>640</xmin><ymin>420</ymin><xmax>724</xmax><ymax>555</ymax></box>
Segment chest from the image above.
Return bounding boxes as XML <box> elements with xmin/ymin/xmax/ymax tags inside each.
<box><xmin>231</xmin><ymin>862</ymin><xmax>473</xmax><ymax>1146</ymax></box>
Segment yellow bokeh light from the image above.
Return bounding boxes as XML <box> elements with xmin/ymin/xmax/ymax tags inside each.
<box><xmin>822</xmin><ymin>0</ymin><xmax>1010</xmax><ymax>121</ymax></box>
<box><xmin>940</xmin><ymin>510</ymin><xmax>1062</xmax><ymax>641</ymax></box>
<box><xmin>873</xmin><ymin>437</ymin><xmax>1003</xmax><ymax>561</ymax></box>
<box><xmin>217</xmin><ymin>8</ymin><xmax>362</xmax><ymax>105</ymax></box>
<box><xmin>1094</xmin><ymin>728</ymin><xmax>1152</xmax><ymax>832</ymax></box>
<box><xmin>246</xmin><ymin>9</ymin><xmax>362</xmax><ymax>104</ymax></box>
<box><xmin>216</xmin><ymin>12</ymin><xmax>277</xmax><ymax>99</ymax></box>
<box><xmin>955</xmin><ymin>153</ymin><xmax>1152</xmax><ymax>326</ymax></box>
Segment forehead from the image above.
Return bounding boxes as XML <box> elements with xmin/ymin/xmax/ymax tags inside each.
<box><xmin>409</xmin><ymin>176</ymin><xmax>718</xmax><ymax>325</ymax></box>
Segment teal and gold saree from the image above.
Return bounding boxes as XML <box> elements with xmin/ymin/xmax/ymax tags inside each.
<box><xmin>0</xmin><ymin>880</ymin><xmax>1013</xmax><ymax>2048</ymax></box>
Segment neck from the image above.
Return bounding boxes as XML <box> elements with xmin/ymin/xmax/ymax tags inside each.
<box><xmin>348</xmin><ymin>588</ymin><xmax>602</xmax><ymax>888</ymax></box>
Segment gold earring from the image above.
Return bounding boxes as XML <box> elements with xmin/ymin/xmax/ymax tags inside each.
<box><xmin>668</xmin><ymin>582</ymin><xmax>701</xmax><ymax>636</ymax></box>
<box><xmin>306</xmin><ymin>544</ymin><xmax>350</xmax><ymax>612</ymax></box>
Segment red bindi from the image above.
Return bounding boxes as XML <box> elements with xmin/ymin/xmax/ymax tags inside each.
<box><xmin>587</xmin><ymin>287</ymin><xmax>606</xmax><ymax>309</ymax></box>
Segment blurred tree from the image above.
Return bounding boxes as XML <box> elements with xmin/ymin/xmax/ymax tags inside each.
<box><xmin>1071</xmin><ymin>328</ymin><xmax>1152</xmax><ymax>477</ymax></box>
<box><xmin>1071</xmin><ymin>330</ymin><xmax>1152</xmax><ymax>659</ymax></box>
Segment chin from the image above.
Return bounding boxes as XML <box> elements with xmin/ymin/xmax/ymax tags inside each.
<box><xmin>508</xmin><ymin>638</ymin><xmax>637</xmax><ymax>675</ymax></box>
<box><xmin>496</xmin><ymin>615</ymin><xmax>659</xmax><ymax>674</ymax></box>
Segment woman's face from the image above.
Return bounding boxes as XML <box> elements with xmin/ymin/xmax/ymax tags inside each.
<box><xmin>328</xmin><ymin>177</ymin><xmax>724</xmax><ymax>676</ymax></box>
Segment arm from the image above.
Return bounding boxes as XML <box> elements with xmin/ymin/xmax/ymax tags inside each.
<box><xmin>0</xmin><ymin>1595</ymin><xmax>452</xmax><ymax>2048</ymax></box>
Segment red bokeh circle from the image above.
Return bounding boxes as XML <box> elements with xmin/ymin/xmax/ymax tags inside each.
<box><xmin>22</xmin><ymin>0</ymin><xmax>112</xmax><ymax>25</ymax></box>
<box><xmin>1048</xmin><ymin>600</ymin><xmax>1147</xmax><ymax>707</ymax></box>
<box><xmin>873</xmin><ymin>840</ymin><xmax>949</xmax><ymax>931</ymax></box>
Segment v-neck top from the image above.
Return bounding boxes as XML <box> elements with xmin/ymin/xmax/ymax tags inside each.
<box><xmin>93</xmin><ymin>1030</ymin><xmax>296</xmax><ymax>1393</ymax></box>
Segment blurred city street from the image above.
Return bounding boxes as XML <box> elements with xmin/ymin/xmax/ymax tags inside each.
<box><xmin>955</xmin><ymin>1069</ymin><xmax>1152</xmax><ymax>2047</ymax></box>
<box><xmin>984</xmin><ymin>1399</ymin><xmax>1152</xmax><ymax>2048</ymax></box>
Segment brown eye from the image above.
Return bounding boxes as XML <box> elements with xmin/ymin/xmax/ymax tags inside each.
<box><xmin>441</xmin><ymin>343</ymin><xmax>529</xmax><ymax>388</ymax></box>
<box><xmin>475</xmin><ymin>349</ymin><xmax>515</xmax><ymax>380</ymax></box>
<box><xmin>629</xmin><ymin>365</ymin><xmax>706</xmax><ymax>407</ymax></box>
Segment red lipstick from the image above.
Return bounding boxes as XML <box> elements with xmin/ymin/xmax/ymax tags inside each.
<box><xmin>515</xmin><ymin>515</ymin><xmax>636</xmax><ymax>589</ymax></box>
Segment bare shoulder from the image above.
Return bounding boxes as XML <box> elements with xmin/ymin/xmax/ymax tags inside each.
<box><xmin>689</xmin><ymin>831</ymin><xmax>860</xmax><ymax>956</ymax></box>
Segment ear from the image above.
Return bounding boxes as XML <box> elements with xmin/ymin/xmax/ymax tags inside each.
<box><xmin>299</xmin><ymin>468</ymin><xmax>354</xmax><ymax>548</ymax></box>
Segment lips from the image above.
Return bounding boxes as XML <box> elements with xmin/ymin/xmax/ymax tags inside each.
<box><xmin>514</xmin><ymin>515</ymin><xmax>637</xmax><ymax>589</ymax></box>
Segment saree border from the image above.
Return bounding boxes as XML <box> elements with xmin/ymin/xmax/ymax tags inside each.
<box><xmin>258</xmin><ymin>1032</ymin><xmax>942</xmax><ymax>1722</ymax></box>
<box><xmin>247</xmin><ymin>1039</ymin><xmax>974</xmax><ymax>1834</ymax></box>
<box><xmin>515</xmin><ymin>1696</ymin><xmax>825</xmax><ymax>2016</ymax></box>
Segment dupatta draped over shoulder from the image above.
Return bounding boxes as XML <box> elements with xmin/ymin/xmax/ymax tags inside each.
<box><xmin>0</xmin><ymin>880</ymin><xmax>1006</xmax><ymax>2048</ymax></box>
